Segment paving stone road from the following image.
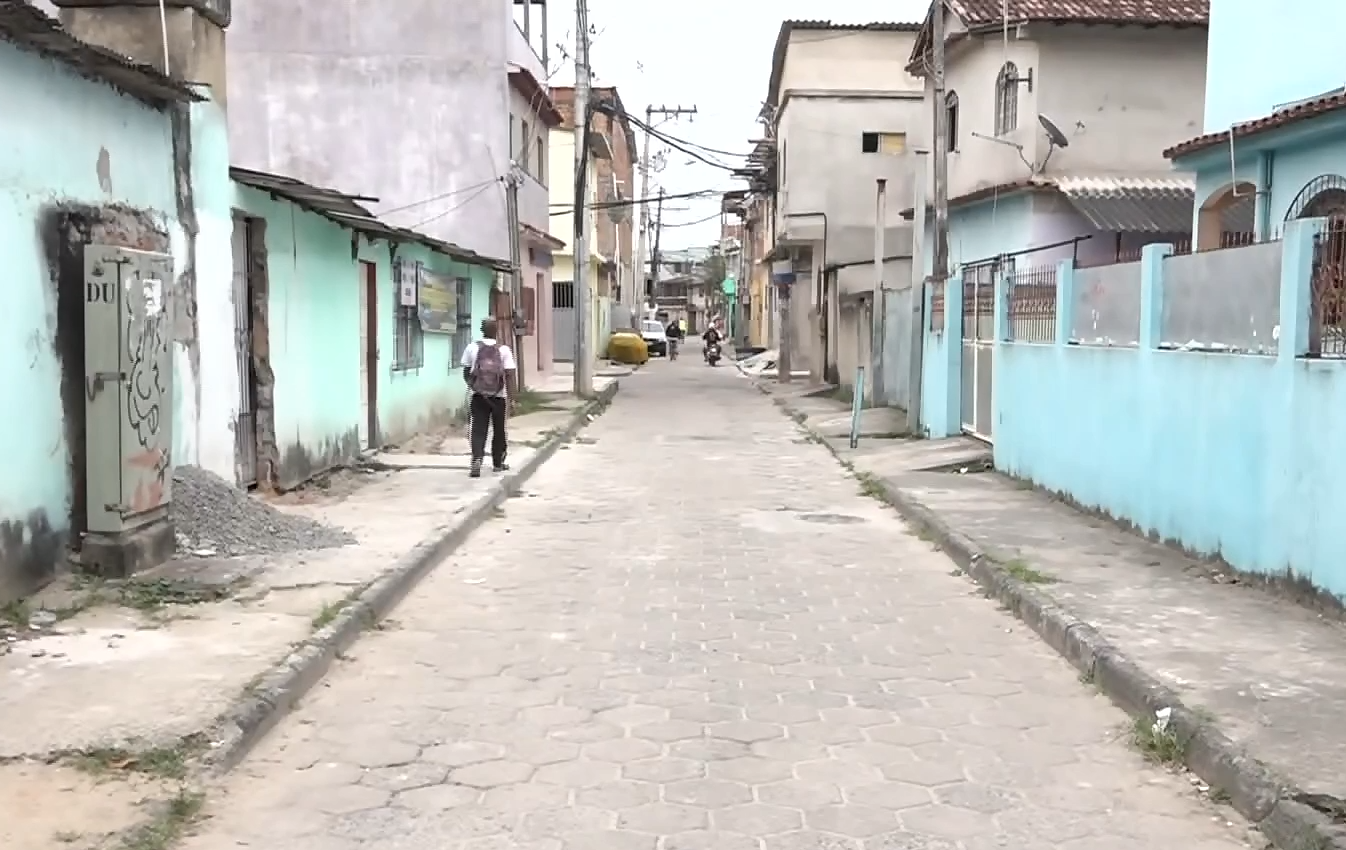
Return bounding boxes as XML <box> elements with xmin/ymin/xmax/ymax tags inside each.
<box><xmin>183</xmin><ymin>356</ymin><xmax>1253</xmax><ymax>850</ymax></box>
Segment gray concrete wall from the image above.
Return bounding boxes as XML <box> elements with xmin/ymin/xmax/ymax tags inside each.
<box><xmin>226</xmin><ymin>0</ymin><xmax>511</xmax><ymax>261</ymax></box>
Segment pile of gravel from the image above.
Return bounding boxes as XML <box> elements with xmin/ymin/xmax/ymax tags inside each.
<box><xmin>171</xmin><ymin>466</ymin><xmax>356</xmax><ymax>557</ymax></box>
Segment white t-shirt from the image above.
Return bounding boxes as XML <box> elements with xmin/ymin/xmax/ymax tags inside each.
<box><xmin>460</xmin><ymin>338</ymin><xmax>517</xmax><ymax>398</ymax></box>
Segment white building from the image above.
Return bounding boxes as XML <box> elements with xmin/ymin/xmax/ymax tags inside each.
<box><xmin>765</xmin><ymin>20</ymin><xmax>925</xmax><ymax>392</ymax></box>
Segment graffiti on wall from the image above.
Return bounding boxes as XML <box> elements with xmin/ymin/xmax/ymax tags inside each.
<box><xmin>125</xmin><ymin>267</ymin><xmax>170</xmax><ymax>513</ymax></box>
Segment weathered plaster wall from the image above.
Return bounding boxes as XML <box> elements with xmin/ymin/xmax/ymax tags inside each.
<box><xmin>226</xmin><ymin>0</ymin><xmax>511</xmax><ymax>260</ymax></box>
<box><xmin>0</xmin><ymin>40</ymin><xmax>179</xmax><ymax>599</ymax></box>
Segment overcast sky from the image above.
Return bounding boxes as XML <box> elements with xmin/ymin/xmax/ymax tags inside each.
<box><xmin>546</xmin><ymin>0</ymin><xmax>931</xmax><ymax>250</ymax></box>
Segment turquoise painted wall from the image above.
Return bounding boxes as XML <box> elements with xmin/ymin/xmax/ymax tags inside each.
<box><xmin>1205</xmin><ymin>0</ymin><xmax>1346</xmax><ymax>131</ymax></box>
<box><xmin>920</xmin><ymin>278</ymin><xmax>961</xmax><ymax>438</ymax></box>
<box><xmin>234</xmin><ymin>185</ymin><xmax>365</xmax><ymax>486</ymax></box>
<box><xmin>1186</xmin><ymin>115</ymin><xmax>1346</xmax><ymax>227</ymax></box>
<box><xmin>234</xmin><ymin>186</ymin><xmax>497</xmax><ymax>485</ymax></box>
<box><xmin>923</xmin><ymin>195</ymin><xmax>1036</xmax><ymax>277</ymax></box>
<box><xmin>990</xmin><ymin>224</ymin><xmax>1346</xmax><ymax>597</ymax></box>
<box><xmin>0</xmin><ymin>41</ymin><xmax>178</xmax><ymax>596</ymax></box>
<box><xmin>371</xmin><ymin>244</ymin><xmax>494</xmax><ymax>444</ymax></box>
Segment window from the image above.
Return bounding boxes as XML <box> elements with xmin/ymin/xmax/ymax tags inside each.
<box><xmin>995</xmin><ymin>63</ymin><xmax>1019</xmax><ymax>135</ymax></box>
<box><xmin>536</xmin><ymin>136</ymin><xmax>546</xmax><ymax>186</ymax></box>
<box><xmin>392</xmin><ymin>260</ymin><xmax>425</xmax><ymax>371</ymax></box>
<box><xmin>452</xmin><ymin>276</ymin><xmax>473</xmax><ymax>363</ymax></box>
<box><xmin>861</xmin><ymin>131</ymin><xmax>908</xmax><ymax>154</ymax></box>
<box><xmin>945</xmin><ymin>91</ymin><xmax>959</xmax><ymax>152</ymax></box>
<box><xmin>519</xmin><ymin>119</ymin><xmax>531</xmax><ymax>166</ymax></box>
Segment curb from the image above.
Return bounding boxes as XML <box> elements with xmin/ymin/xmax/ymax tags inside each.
<box><xmin>201</xmin><ymin>380</ymin><xmax>620</xmax><ymax>775</ymax></box>
<box><xmin>767</xmin><ymin>390</ymin><xmax>1345</xmax><ymax>850</ymax></box>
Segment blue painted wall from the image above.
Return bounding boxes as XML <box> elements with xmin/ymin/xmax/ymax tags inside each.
<box><xmin>1205</xmin><ymin>0</ymin><xmax>1346</xmax><ymax>131</ymax></box>
<box><xmin>371</xmin><ymin>244</ymin><xmax>494</xmax><ymax>445</ymax></box>
<box><xmin>235</xmin><ymin>185</ymin><xmax>496</xmax><ymax>486</ymax></box>
<box><xmin>922</xmin><ymin>195</ymin><xmax>1036</xmax><ymax>276</ymax></box>
<box><xmin>0</xmin><ymin>40</ymin><xmax>178</xmax><ymax>597</ymax></box>
<box><xmin>991</xmin><ymin>225</ymin><xmax>1346</xmax><ymax>598</ymax></box>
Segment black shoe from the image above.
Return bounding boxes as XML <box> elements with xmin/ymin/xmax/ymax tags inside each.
<box><xmin>493</xmin><ymin>463</ymin><xmax>510</xmax><ymax>473</ymax></box>
<box><xmin>469</xmin><ymin>459</ymin><xmax>482</xmax><ymax>478</ymax></box>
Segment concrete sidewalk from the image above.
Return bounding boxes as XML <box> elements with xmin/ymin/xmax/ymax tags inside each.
<box><xmin>0</xmin><ymin>382</ymin><xmax>617</xmax><ymax>850</ymax></box>
<box><xmin>760</xmin><ymin>379</ymin><xmax>1346</xmax><ymax>850</ymax></box>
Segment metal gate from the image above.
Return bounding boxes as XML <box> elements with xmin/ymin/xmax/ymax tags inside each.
<box><xmin>960</xmin><ymin>261</ymin><xmax>997</xmax><ymax>441</ymax></box>
<box><xmin>553</xmin><ymin>280</ymin><xmax>576</xmax><ymax>362</ymax></box>
<box><xmin>232</xmin><ymin>218</ymin><xmax>257</xmax><ymax>486</ymax></box>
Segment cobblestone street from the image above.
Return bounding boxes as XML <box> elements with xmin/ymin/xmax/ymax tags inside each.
<box><xmin>183</xmin><ymin>358</ymin><xmax>1252</xmax><ymax>850</ymax></box>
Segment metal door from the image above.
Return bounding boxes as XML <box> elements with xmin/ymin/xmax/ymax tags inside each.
<box><xmin>84</xmin><ymin>245</ymin><xmax>175</xmax><ymax>533</ymax></box>
<box><xmin>960</xmin><ymin>262</ymin><xmax>997</xmax><ymax>442</ymax></box>
<box><xmin>232</xmin><ymin>218</ymin><xmax>257</xmax><ymax>486</ymax></box>
<box><xmin>553</xmin><ymin>280</ymin><xmax>576</xmax><ymax>362</ymax></box>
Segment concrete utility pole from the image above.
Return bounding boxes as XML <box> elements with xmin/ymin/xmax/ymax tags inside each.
<box><xmin>633</xmin><ymin>105</ymin><xmax>697</xmax><ymax>314</ymax></box>
<box><xmin>505</xmin><ymin>169</ymin><xmax>526</xmax><ymax>390</ymax></box>
<box><xmin>931</xmin><ymin>0</ymin><xmax>950</xmax><ymax>285</ymax></box>
<box><xmin>872</xmin><ymin>178</ymin><xmax>887</xmax><ymax>405</ymax></box>
<box><xmin>908</xmin><ymin>150</ymin><xmax>929</xmax><ymax>435</ymax></box>
<box><xmin>572</xmin><ymin>0</ymin><xmax>593</xmax><ymax>397</ymax></box>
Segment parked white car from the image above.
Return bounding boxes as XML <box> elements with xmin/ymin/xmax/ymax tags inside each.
<box><xmin>640</xmin><ymin>320</ymin><xmax>668</xmax><ymax>356</ymax></box>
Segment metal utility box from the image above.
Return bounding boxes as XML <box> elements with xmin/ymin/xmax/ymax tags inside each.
<box><xmin>83</xmin><ymin>244</ymin><xmax>175</xmax><ymax>536</ymax></box>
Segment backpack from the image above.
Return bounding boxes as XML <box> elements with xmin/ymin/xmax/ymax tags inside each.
<box><xmin>471</xmin><ymin>342</ymin><xmax>507</xmax><ymax>396</ymax></box>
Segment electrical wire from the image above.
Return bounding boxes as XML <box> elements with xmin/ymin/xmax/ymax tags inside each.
<box><xmin>375</xmin><ymin>177</ymin><xmax>504</xmax><ymax>218</ymax></box>
<box><xmin>406</xmin><ymin>181</ymin><xmax>501</xmax><ymax>230</ymax></box>
<box><xmin>549</xmin><ymin>187</ymin><xmax>728</xmax><ymax>211</ymax></box>
<box><xmin>659</xmin><ymin>211</ymin><xmax>722</xmax><ymax>228</ymax></box>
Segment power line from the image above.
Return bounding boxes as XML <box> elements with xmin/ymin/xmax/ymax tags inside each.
<box><xmin>659</xmin><ymin>210</ymin><xmax>721</xmax><ymax>228</ymax></box>
<box><xmin>406</xmin><ymin>181</ymin><xmax>501</xmax><ymax>230</ymax></box>
<box><xmin>375</xmin><ymin>177</ymin><xmax>503</xmax><ymax>218</ymax></box>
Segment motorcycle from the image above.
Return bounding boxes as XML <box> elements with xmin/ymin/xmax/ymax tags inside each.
<box><xmin>705</xmin><ymin>341</ymin><xmax>721</xmax><ymax>366</ymax></box>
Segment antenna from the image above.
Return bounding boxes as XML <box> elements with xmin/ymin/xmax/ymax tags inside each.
<box><xmin>1038</xmin><ymin>114</ymin><xmax>1069</xmax><ymax>148</ymax></box>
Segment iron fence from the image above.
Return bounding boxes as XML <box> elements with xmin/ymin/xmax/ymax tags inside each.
<box><xmin>1008</xmin><ymin>264</ymin><xmax>1057</xmax><ymax>342</ymax></box>
<box><xmin>929</xmin><ymin>281</ymin><xmax>944</xmax><ymax>332</ymax></box>
<box><xmin>961</xmin><ymin>263</ymin><xmax>997</xmax><ymax>339</ymax></box>
<box><xmin>1310</xmin><ymin>219</ymin><xmax>1346</xmax><ymax>357</ymax></box>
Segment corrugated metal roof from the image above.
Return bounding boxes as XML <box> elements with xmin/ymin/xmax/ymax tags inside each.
<box><xmin>230</xmin><ymin>166</ymin><xmax>513</xmax><ymax>272</ymax></box>
<box><xmin>1054</xmin><ymin>175</ymin><xmax>1194</xmax><ymax>232</ymax></box>
<box><xmin>1</xmin><ymin>2</ymin><xmax>199</xmax><ymax>107</ymax></box>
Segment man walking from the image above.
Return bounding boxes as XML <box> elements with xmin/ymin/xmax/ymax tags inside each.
<box><xmin>460</xmin><ymin>317</ymin><xmax>517</xmax><ymax>478</ymax></box>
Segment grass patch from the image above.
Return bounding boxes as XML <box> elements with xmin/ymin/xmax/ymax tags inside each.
<box><xmin>116</xmin><ymin>578</ymin><xmax>234</xmax><ymax>612</ymax></box>
<box><xmin>513</xmin><ymin>387</ymin><xmax>563</xmax><ymax>417</ymax></box>
<box><xmin>71</xmin><ymin>737</ymin><xmax>204</xmax><ymax>781</ymax></box>
<box><xmin>1129</xmin><ymin>714</ymin><xmax>1186</xmax><ymax>765</ymax></box>
<box><xmin>119</xmin><ymin>788</ymin><xmax>206</xmax><ymax>850</ymax></box>
<box><xmin>311</xmin><ymin>598</ymin><xmax>349</xmax><ymax>632</ymax></box>
<box><xmin>517</xmin><ymin>427</ymin><xmax>562</xmax><ymax>448</ymax></box>
<box><xmin>1003</xmin><ymin>558</ymin><xmax>1057</xmax><ymax>585</ymax></box>
<box><xmin>855</xmin><ymin>472</ymin><xmax>888</xmax><ymax>502</ymax></box>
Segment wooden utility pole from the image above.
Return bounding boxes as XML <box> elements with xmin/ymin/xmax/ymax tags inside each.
<box><xmin>505</xmin><ymin>170</ymin><xmax>526</xmax><ymax>390</ymax></box>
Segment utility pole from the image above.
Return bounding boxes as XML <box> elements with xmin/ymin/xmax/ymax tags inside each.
<box><xmin>872</xmin><ymin>178</ymin><xmax>886</xmax><ymax>405</ymax></box>
<box><xmin>908</xmin><ymin>150</ymin><xmax>929</xmax><ymax>435</ymax></box>
<box><xmin>572</xmin><ymin>0</ymin><xmax>593</xmax><ymax>397</ymax></box>
<box><xmin>505</xmin><ymin>169</ymin><xmax>526</xmax><ymax>390</ymax></box>
<box><xmin>633</xmin><ymin>104</ymin><xmax>697</xmax><ymax>316</ymax></box>
<box><xmin>650</xmin><ymin>189</ymin><xmax>665</xmax><ymax>317</ymax></box>
<box><xmin>931</xmin><ymin>0</ymin><xmax>950</xmax><ymax>285</ymax></box>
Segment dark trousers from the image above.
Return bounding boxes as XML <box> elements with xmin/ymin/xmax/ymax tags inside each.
<box><xmin>469</xmin><ymin>393</ymin><xmax>507</xmax><ymax>467</ymax></box>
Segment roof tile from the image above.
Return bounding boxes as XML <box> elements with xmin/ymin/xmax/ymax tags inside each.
<box><xmin>948</xmin><ymin>0</ymin><xmax>1207</xmax><ymax>25</ymax></box>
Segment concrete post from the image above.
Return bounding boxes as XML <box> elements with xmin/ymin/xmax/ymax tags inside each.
<box><xmin>1278</xmin><ymin>217</ymin><xmax>1326</xmax><ymax>363</ymax></box>
<box><xmin>1138</xmin><ymin>243</ymin><xmax>1173</xmax><ymax>351</ymax></box>
<box><xmin>1055</xmin><ymin>259</ymin><xmax>1076</xmax><ymax>347</ymax></box>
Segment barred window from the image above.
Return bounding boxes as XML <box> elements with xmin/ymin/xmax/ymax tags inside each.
<box><xmin>392</xmin><ymin>260</ymin><xmax>425</xmax><ymax>371</ymax></box>
<box><xmin>995</xmin><ymin>63</ymin><xmax>1019</xmax><ymax>135</ymax></box>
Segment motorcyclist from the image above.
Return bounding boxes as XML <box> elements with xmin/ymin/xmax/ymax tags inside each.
<box><xmin>702</xmin><ymin>325</ymin><xmax>722</xmax><ymax>347</ymax></box>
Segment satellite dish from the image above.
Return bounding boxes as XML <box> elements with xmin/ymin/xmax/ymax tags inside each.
<box><xmin>1039</xmin><ymin>114</ymin><xmax>1069</xmax><ymax>148</ymax></box>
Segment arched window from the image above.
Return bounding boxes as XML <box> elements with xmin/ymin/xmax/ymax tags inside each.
<box><xmin>995</xmin><ymin>63</ymin><xmax>1019</xmax><ymax>135</ymax></box>
<box><xmin>946</xmin><ymin>91</ymin><xmax>959</xmax><ymax>152</ymax></box>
